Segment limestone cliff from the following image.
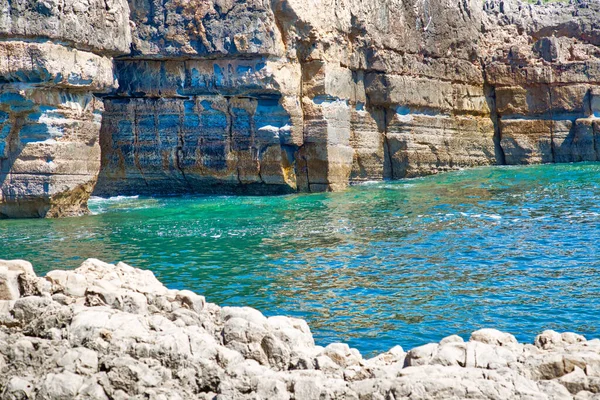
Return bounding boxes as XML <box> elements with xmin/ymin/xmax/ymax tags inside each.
<box><xmin>0</xmin><ymin>0</ymin><xmax>131</xmax><ymax>217</ymax></box>
<box><xmin>95</xmin><ymin>0</ymin><xmax>496</xmax><ymax>195</ymax></box>
<box><xmin>482</xmin><ymin>0</ymin><xmax>600</xmax><ymax>165</ymax></box>
<box><xmin>2</xmin><ymin>0</ymin><xmax>600</xmax><ymax>216</ymax></box>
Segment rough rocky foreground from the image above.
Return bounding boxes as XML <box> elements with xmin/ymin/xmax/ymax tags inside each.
<box><xmin>2</xmin><ymin>0</ymin><xmax>600</xmax><ymax>217</ymax></box>
<box><xmin>1</xmin><ymin>258</ymin><xmax>599</xmax><ymax>399</ymax></box>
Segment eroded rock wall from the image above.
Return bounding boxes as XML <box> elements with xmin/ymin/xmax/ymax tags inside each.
<box><xmin>95</xmin><ymin>57</ymin><xmax>303</xmax><ymax>195</ymax></box>
<box><xmin>94</xmin><ymin>0</ymin><xmax>303</xmax><ymax>194</ymax></box>
<box><xmin>95</xmin><ymin>0</ymin><xmax>499</xmax><ymax>195</ymax></box>
<box><xmin>3</xmin><ymin>0</ymin><xmax>600</xmax><ymax>215</ymax></box>
<box><xmin>482</xmin><ymin>0</ymin><xmax>600</xmax><ymax>165</ymax></box>
<box><xmin>0</xmin><ymin>0</ymin><xmax>131</xmax><ymax>217</ymax></box>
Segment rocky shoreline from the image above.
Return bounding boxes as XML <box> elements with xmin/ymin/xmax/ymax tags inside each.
<box><xmin>0</xmin><ymin>258</ymin><xmax>598</xmax><ymax>399</ymax></box>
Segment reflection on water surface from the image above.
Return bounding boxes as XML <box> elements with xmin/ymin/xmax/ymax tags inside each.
<box><xmin>1</xmin><ymin>163</ymin><xmax>599</xmax><ymax>356</ymax></box>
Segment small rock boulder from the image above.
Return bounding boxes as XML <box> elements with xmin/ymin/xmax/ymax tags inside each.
<box><xmin>0</xmin><ymin>260</ymin><xmax>36</xmax><ymax>300</ymax></box>
<box><xmin>469</xmin><ymin>329</ymin><xmax>518</xmax><ymax>346</ymax></box>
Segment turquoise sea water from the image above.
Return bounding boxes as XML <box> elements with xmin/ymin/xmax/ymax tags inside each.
<box><xmin>1</xmin><ymin>163</ymin><xmax>600</xmax><ymax>356</ymax></box>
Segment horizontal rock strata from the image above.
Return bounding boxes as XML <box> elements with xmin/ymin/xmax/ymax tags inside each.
<box><xmin>0</xmin><ymin>0</ymin><xmax>131</xmax><ymax>217</ymax></box>
<box><xmin>481</xmin><ymin>0</ymin><xmax>600</xmax><ymax>165</ymax></box>
<box><xmin>1</xmin><ymin>258</ymin><xmax>599</xmax><ymax>399</ymax></box>
<box><xmin>3</xmin><ymin>0</ymin><xmax>600</xmax><ymax>216</ymax></box>
<box><xmin>94</xmin><ymin>0</ymin><xmax>600</xmax><ymax>197</ymax></box>
<box><xmin>95</xmin><ymin>0</ymin><xmax>498</xmax><ymax>195</ymax></box>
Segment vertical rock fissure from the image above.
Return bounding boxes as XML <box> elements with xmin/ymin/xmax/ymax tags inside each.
<box><xmin>133</xmin><ymin>106</ymin><xmax>149</xmax><ymax>187</ymax></box>
<box><xmin>176</xmin><ymin>102</ymin><xmax>191</xmax><ymax>189</ymax></box>
<box><xmin>484</xmin><ymin>80</ymin><xmax>506</xmax><ymax>166</ymax></box>
<box><xmin>299</xmin><ymin>61</ymin><xmax>311</xmax><ymax>192</ymax></box>
<box><xmin>249</xmin><ymin>102</ymin><xmax>263</xmax><ymax>185</ymax></box>
<box><xmin>548</xmin><ymin>85</ymin><xmax>556</xmax><ymax>163</ymax></box>
<box><xmin>383</xmin><ymin>108</ymin><xmax>394</xmax><ymax>180</ymax></box>
<box><xmin>225</xmin><ymin>96</ymin><xmax>234</xmax><ymax>162</ymax></box>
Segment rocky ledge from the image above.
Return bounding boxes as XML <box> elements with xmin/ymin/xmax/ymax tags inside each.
<box><xmin>0</xmin><ymin>258</ymin><xmax>599</xmax><ymax>400</ymax></box>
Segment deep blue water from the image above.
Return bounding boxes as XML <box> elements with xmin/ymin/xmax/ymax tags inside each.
<box><xmin>1</xmin><ymin>163</ymin><xmax>599</xmax><ymax>356</ymax></box>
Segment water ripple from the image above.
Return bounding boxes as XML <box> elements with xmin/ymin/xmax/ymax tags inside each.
<box><xmin>1</xmin><ymin>163</ymin><xmax>600</xmax><ymax>356</ymax></box>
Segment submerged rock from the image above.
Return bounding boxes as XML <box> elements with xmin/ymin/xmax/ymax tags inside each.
<box><xmin>0</xmin><ymin>257</ymin><xmax>598</xmax><ymax>399</ymax></box>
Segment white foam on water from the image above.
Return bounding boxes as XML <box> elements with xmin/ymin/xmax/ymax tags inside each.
<box><xmin>89</xmin><ymin>195</ymin><xmax>140</xmax><ymax>202</ymax></box>
<box><xmin>88</xmin><ymin>195</ymin><xmax>143</xmax><ymax>215</ymax></box>
<box><xmin>354</xmin><ymin>180</ymin><xmax>382</xmax><ymax>186</ymax></box>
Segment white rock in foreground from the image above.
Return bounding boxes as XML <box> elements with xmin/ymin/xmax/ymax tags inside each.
<box><xmin>0</xmin><ymin>258</ymin><xmax>599</xmax><ymax>399</ymax></box>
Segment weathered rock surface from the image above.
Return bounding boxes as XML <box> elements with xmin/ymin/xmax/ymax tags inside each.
<box><xmin>0</xmin><ymin>0</ymin><xmax>131</xmax><ymax>217</ymax></box>
<box><xmin>4</xmin><ymin>0</ymin><xmax>600</xmax><ymax>215</ymax></box>
<box><xmin>95</xmin><ymin>0</ymin><xmax>600</xmax><ymax>197</ymax></box>
<box><xmin>96</xmin><ymin>0</ymin><xmax>496</xmax><ymax>194</ymax></box>
<box><xmin>1</xmin><ymin>257</ymin><xmax>599</xmax><ymax>399</ymax></box>
<box><xmin>481</xmin><ymin>0</ymin><xmax>600</xmax><ymax>165</ymax></box>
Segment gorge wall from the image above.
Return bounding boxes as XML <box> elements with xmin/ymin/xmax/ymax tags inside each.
<box><xmin>1</xmin><ymin>0</ymin><xmax>600</xmax><ymax>216</ymax></box>
<box><xmin>95</xmin><ymin>0</ymin><xmax>496</xmax><ymax>195</ymax></box>
<box><xmin>0</xmin><ymin>0</ymin><xmax>131</xmax><ymax>217</ymax></box>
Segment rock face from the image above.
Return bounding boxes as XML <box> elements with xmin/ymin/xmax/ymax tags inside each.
<box><xmin>94</xmin><ymin>0</ymin><xmax>305</xmax><ymax>194</ymax></box>
<box><xmin>93</xmin><ymin>0</ymin><xmax>600</xmax><ymax>196</ymax></box>
<box><xmin>95</xmin><ymin>0</ymin><xmax>496</xmax><ymax>194</ymax></box>
<box><xmin>1</xmin><ymin>257</ymin><xmax>599</xmax><ymax>399</ymax></box>
<box><xmin>3</xmin><ymin>0</ymin><xmax>600</xmax><ymax>215</ymax></box>
<box><xmin>0</xmin><ymin>0</ymin><xmax>131</xmax><ymax>217</ymax></box>
<box><xmin>481</xmin><ymin>1</ymin><xmax>600</xmax><ymax>165</ymax></box>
